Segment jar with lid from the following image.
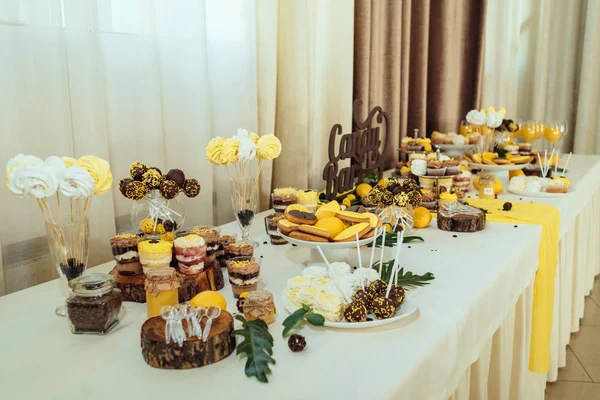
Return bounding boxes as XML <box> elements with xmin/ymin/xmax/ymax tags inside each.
<box><xmin>145</xmin><ymin>268</ymin><xmax>181</xmax><ymax>318</ymax></box>
<box><xmin>478</xmin><ymin>173</ymin><xmax>496</xmax><ymax>200</ymax></box>
<box><xmin>66</xmin><ymin>274</ymin><xmax>122</xmax><ymax>335</ymax></box>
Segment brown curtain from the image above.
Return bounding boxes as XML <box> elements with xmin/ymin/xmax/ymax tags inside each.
<box><xmin>354</xmin><ymin>0</ymin><xmax>487</xmax><ymax>169</ymax></box>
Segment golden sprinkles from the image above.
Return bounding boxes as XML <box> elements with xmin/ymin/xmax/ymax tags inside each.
<box><xmin>343</xmin><ymin>301</ymin><xmax>368</xmax><ymax>322</ymax></box>
<box><xmin>371</xmin><ymin>297</ymin><xmax>396</xmax><ymax>320</ymax></box>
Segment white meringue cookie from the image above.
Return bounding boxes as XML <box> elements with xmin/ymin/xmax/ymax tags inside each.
<box><xmin>302</xmin><ymin>265</ymin><xmax>329</xmax><ymax>279</ymax></box>
<box><xmin>411</xmin><ymin>159</ymin><xmax>427</xmax><ymax>176</ymax></box>
<box><xmin>234</xmin><ymin>128</ymin><xmax>256</xmax><ymax>163</ymax></box>
<box><xmin>9</xmin><ymin>163</ymin><xmax>58</xmax><ymax>198</ymax></box>
<box><xmin>328</xmin><ymin>262</ymin><xmax>352</xmax><ymax>278</ymax></box>
<box><xmin>353</xmin><ymin>267</ymin><xmax>380</xmax><ymax>283</ymax></box>
<box><xmin>452</xmin><ymin>135</ymin><xmax>466</xmax><ymax>145</ymax></box>
<box><xmin>473</xmin><ymin>111</ymin><xmax>487</xmax><ymax>125</ymax></box>
<box><xmin>466</xmin><ymin>110</ymin><xmax>479</xmax><ymax>125</ymax></box>
<box><xmin>60</xmin><ymin>166</ymin><xmax>94</xmax><ymax>198</ymax></box>
<box><xmin>5</xmin><ymin>154</ymin><xmax>43</xmax><ymax>188</ymax></box>
<box><xmin>45</xmin><ymin>156</ymin><xmax>67</xmax><ymax>182</ymax></box>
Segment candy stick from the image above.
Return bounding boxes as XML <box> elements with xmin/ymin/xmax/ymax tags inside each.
<box><xmin>316</xmin><ymin>245</ymin><xmax>331</xmax><ymax>270</ymax></box>
<box><xmin>544</xmin><ymin>149</ymin><xmax>548</xmax><ymax>177</ymax></box>
<box><xmin>563</xmin><ymin>152</ymin><xmax>573</xmax><ymax>176</ymax></box>
<box><xmin>537</xmin><ymin>153</ymin><xmax>543</xmax><ymax>174</ymax></box>
<box><xmin>548</xmin><ymin>149</ymin><xmax>555</xmax><ymax>177</ymax></box>
<box><xmin>317</xmin><ymin>245</ymin><xmax>351</xmax><ymax>303</ymax></box>
<box><xmin>355</xmin><ymin>232</ymin><xmax>364</xmax><ymax>289</ymax></box>
<box><xmin>378</xmin><ymin>228</ymin><xmax>386</xmax><ymax>274</ymax></box>
<box><xmin>368</xmin><ymin>228</ymin><xmax>378</xmax><ymax>270</ymax></box>
<box><xmin>554</xmin><ymin>150</ymin><xmax>560</xmax><ymax>177</ymax></box>
<box><xmin>386</xmin><ymin>231</ymin><xmax>404</xmax><ymax>298</ymax></box>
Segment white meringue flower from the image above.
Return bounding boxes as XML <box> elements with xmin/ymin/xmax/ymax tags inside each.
<box><xmin>328</xmin><ymin>262</ymin><xmax>352</xmax><ymax>278</ymax></box>
<box><xmin>5</xmin><ymin>154</ymin><xmax>43</xmax><ymax>188</ymax></box>
<box><xmin>234</xmin><ymin>128</ymin><xmax>256</xmax><ymax>163</ymax></box>
<box><xmin>486</xmin><ymin>112</ymin><xmax>503</xmax><ymax>128</ymax></box>
<box><xmin>353</xmin><ymin>268</ymin><xmax>380</xmax><ymax>283</ymax></box>
<box><xmin>60</xmin><ymin>166</ymin><xmax>94</xmax><ymax>199</ymax></box>
<box><xmin>466</xmin><ymin>110</ymin><xmax>479</xmax><ymax>125</ymax></box>
<box><xmin>472</xmin><ymin>111</ymin><xmax>487</xmax><ymax>125</ymax></box>
<box><xmin>45</xmin><ymin>156</ymin><xmax>67</xmax><ymax>182</ymax></box>
<box><xmin>8</xmin><ymin>163</ymin><xmax>58</xmax><ymax>198</ymax></box>
<box><xmin>302</xmin><ymin>265</ymin><xmax>329</xmax><ymax>279</ymax></box>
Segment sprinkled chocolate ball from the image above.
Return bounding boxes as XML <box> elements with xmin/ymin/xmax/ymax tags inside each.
<box><xmin>155</xmin><ymin>223</ymin><xmax>166</xmax><ymax>235</ymax></box>
<box><xmin>149</xmin><ymin>167</ymin><xmax>162</xmax><ymax>175</ymax></box>
<box><xmin>140</xmin><ymin>218</ymin><xmax>155</xmax><ymax>234</ymax></box>
<box><xmin>371</xmin><ymin>296</ymin><xmax>396</xmax><ymax>320</ymax></box>
<box><xmin>119</xmin><ymin>178</ymin><xmax>133</xmax><ymax>196</ymax></box>
<box><xmin>288</xmin><ymin>334</ymin><xmax>306</xmax><ymax>352</ymax></box>
<box><xmin>183</xmin><ymin>178</ymin><xmax>201</xmax><ymax>198</ymax></box>
<box><xmin>163</xmin><ymin>220</ymin><xmax>175</xmax><ymax>232</ymax></box>
<box><xmin>124</xmin><ymin>180</ymin><xmax>148</xmax><ymax>200</ymax></box>
<box><xmin>388</xmin><ymin>285</ymin><xmax>406</xmax><ymax>309</ymax></box>
<box><xmin>343</xmin><ymin>301</ymin><xmax>368</xmax><ymax>323</ymax></box>
<box><xmin>165</xmin><ymin>169</ymin><xmax>185</xmax><ymax>188</ymax></box>
<box><xmin>401</xmin><ymin>178</ymin><xmax>418</xmax><ymax>192</ymax></box>
<box><xmin>352</xmin><ymin>287</ymin><xmax>373</xmax><ymax>310</ymax></box>
<box><xmin>129</xmin><ymin>161</ymin><xmax>148</xmax><ymax>181</ymax></box>
<box><xmin>236</xmin><ymin>297</ymin><xmax>246</xmax><ymax>313</ymax></box>
<box><xmin>142</xmin><ymin>168</ymin><xmax>163</xmax><ymax>189</ymax></box>
<box><xmin>367</xmin><ymin>279</ymin><xmax>388</xmax><ymax>298</ymax></box>
<box><xmin>503</xmin><ymin>202</ymin><xmax>513</xmax><ymax>211</ymax></box>
<box><xmin>159</xmin><ymin>179</ymin><xmax>180</xmax><ymax>199</ymax></box>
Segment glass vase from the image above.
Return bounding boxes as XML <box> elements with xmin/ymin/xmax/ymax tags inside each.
<box><xmin>131</xmin><ymin>189</ymin><xmax>185</xmax><ymax>238</ymax></box>
<box><xmin>45</xmin><ymin>216</ymin><xmax>90</xmax><ymax>316</ymax></box>
<box><xmin>229</xmin><ymin>176</ymin><xmax>259</xmax><ymax>247</ymax></box>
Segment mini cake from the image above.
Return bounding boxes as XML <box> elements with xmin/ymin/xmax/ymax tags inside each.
<box><xmin>400</xmin><ymin>137</ymin><xmax>411</xmax><ymax>152</ymax></box>
<box><xmin>444</xmin><ymin>132</ymin><xmax>456</xmax><ymax>145</ymax></box>
<box><xmin>431</xmin><ymin>132</ymin><xmax>446</xmax><ymax>145</ymax></box>
<box><xmin>546</xmin><ymin>177</ymin><xmax>566</xmax><ymax>193</ymax></box>
<box><xmin>217</xmin><ymin>234</ymin><xmax>236</xmax><ymax>268</ymax></box>
<box><xmin>224</xmin><ymin>242</ymin><xmax>254</xmax><ymax>262</ymax></box>
<box><xmin>400</xmin><ymin>165</ymin><xmax>410</xmax><ymax>177</ymax></box>
<box><xmin>453</xmin><ymin>170</ymin><xmax>471</xmax><ymax>192</ymax></box>
<box><xmin>444</xmin><ymin>159</ymin><xmax>460</xmax><ymax>175</ymax></box>
<box><xmin>353</xmin><ymin>287</ymin><xmax>374</xmax><ymax>310</ymax></box>
<box><xmin>138</xmin><ymin>240</ymin><xmax>173</xmax><ymax>273</ymax></box>
<box><xmin>243</xmin><ymin>290</ymin><xmax>276</xmax><ymax>325</ymax></box>
<box><xmin>504</xmin><ymin>144</ymin><xmax>519</xmax><ymax>155</ymax></box>
<box><xmin>227</xmin><ymin>256</ymin><xmax>261</xmax><ymax>298</ymax></box>
<box><xmin>367</xmin><ymin>279</ymin><xmax>388</xmax><ymax>298</ymax></box>
<box><xmin>420</xmin><ymin>190</ymin><xmax>437</xmax><ymax>210</ymax></box>
<box><xmin>452</xmin><ymin>135</ymin><xmax>465</xmax><ymax>145</ymax></box>
<box><xmin>426</xmin><ymin>161</ymin><xmax>446</xmax><ymax>176</ymax></box>
<box><xmin>518</xmin><ymin>143</ymin><xmax>532</xmax><ymax>156</ymax></box>
<box><xmin>173</xmin><ymin>234</ymin><xmax>207</xmax><ymax>275</ymax></box>
<box><xmin>109</xmin><ymin>234</ymin><xmax>143</xmax><ymax>275</ymax></box>
<box><xmin>271</xmin><ymin>187</ymin><xmax>298</xmax><ymax>213</ymax></box>
<box><xmin>420</xmin><ymin>176</ymin><xmax>435</xmax><ymax>192</ymax></box>
<box><xmin>189</xmin><ymin>226</ymin><xmax>220</xmax><ymax>265</ymax></box>
<box><xmin>264</xmin><ymin>213</ymin><xmax>287</xmax><ymax>245</ymax></box>
<box><xmin>407</xmin><ymin>139</ymin><xmax>422</xmax><ymax>152</ymax></box>
<box><xmin>439</xmin><ymin>191</ymin><xmax>458</xmax><ymax>207</ymax></box>
<box><xmin>296</xmin><ymin>189</ymin><xmax>319</xmax><ymax>212</ymax></box>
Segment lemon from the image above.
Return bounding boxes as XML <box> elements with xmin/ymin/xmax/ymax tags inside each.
<box><xmin>382</xmin><ymin>223</ymin><xmax>393</xmax><ymax>233</ymax></box>
<box><xmin>285</xmin><ymin>204</ymin><xmax>309</xmax><ymax>213</ymax></box>
<box><xmin>315</xmin><ymin>200</ymin><xmax>340</xmax><ymax>220</ymax></box>
<box><xmin>190</xmin><ymin>291</ymin><xmax>227</xmax><ymax>310</ymax></box>
<box><xmin>377</xmin><ymin>178</ymin><xmax>389</xmax><ymax>187</ymax></box>
<box><xmin>509</xmin><ymin>169</ymin><xmax>525</xmax><ymax>179</ymax></box>
<box><xmin>315</xmin><ymin>217</ymin><xmax>346</xmax><ymax>239</ymax></box>
<box><xmin>413</xmin><ymin>207</ymin><xmax>432</xmax><ymax>228</ymax></box>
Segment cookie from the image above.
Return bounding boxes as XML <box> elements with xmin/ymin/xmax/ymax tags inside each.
<box><xmin>297</xmin><ymin>225</ymin><xmax>331</xmax><ymax>239</ymax></box>
<box><xmin>364</xmin><ymin>213</ymin><xmax>382</xmax><ymax>229</ymax></box>
<box><xmin>285</xmin><ymin>209</ymin><xmax>317</xmax><ymax>225</ymax></box>
<box><xmin>289</xmin><ymin>231</ymin><xmax>329</xmax><ymax>243</ymax></box>
<box><xmin>361</xmin><ymin>229</ymin><xmax>376</xmax><ymax>239</ymax></box>
<box><xmin>333</xmin><ymin>223</ymin><xmax>371</xmax><ymax>242</ymax></box>
<box><xmin>335</xmin><ymin>210</ymin><xmax>371</xmax><ymax>224</ymax></box>
<box><xmin>346</xmin><ymin>205</ymin><xmax>367</xmax><ymax>213</ymax></box>
<box><xmin>277</xmin><ymin>219</ymin><xmax>300</xmax><ymax>234</ymax></box>
<box><xmin>492</xmin><ymin>158</ymin><xmax>513</xmax><ymax>165</ymax></box>
<box><xmin>284</xmin><ymin>204</ymin><xmax>309</xmax><ymax>214</ymax></box>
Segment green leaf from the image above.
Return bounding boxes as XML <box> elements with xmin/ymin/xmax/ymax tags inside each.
<box><xmin>305</xmin><ymin>312</ymin><xmax>325</xmax><ymax>326</ymax></box>
<box><xmin>368</xmin><ymin>232</ymin><xmax>424</xmax><ymax>248</ymax></box>
<box><xmin>281</xmin><ymin>308</ymin><xmax>308</xmax><ymax>337</ymax></box>
<box><xmin>403</xmin><ymin>236</ymin><xmax>424</xmax><ymax>243</ymax></box>
<box><xmin>372</xmin><ymin>261</ymin><xmax>435</xmax><ymax>288</ymax></box>
<box><xmin>301</xmin><ymin>304</ymin><xmax>311</xmax><ymax>312</ymax></box>
<box><xmin>231</xmin><ymin>315</ymin><xmax>276</xmax><ymax>383</ymax></box>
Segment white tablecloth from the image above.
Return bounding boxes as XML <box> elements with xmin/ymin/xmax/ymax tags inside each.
<box><xmin>0</xmin><ymin>155</ymin><xmax>598</xmax><ymax>400</ymax></box>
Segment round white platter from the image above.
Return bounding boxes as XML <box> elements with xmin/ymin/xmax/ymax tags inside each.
<box><xmin>468</xmin><ymin>162</ymin><xmax>527</xmax><ymax>172</ymax></box>
<box><xmin>277</xmin><ymin>229</ymin><xmax>377</xmax><ymax>249</ymax></box>
<box><xmin>438</xmin><ymin>144</ymin><xmax>475</xmax><ymax>151</ymax></box>
<box><xmin>507</xmin><ymin>187</ymin><xmax>573</xmax><ymax>198</ymax></box>
<box><xmin>282</xmin><ymin>292</ymin><xmax>419</xmax><ymax>329</ymax></box>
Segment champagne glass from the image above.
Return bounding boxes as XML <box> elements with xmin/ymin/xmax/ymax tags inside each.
<box><xmin>229</xmin><ymin>176</ymin><xmax>259</xmax><ymax>247</ymax></box>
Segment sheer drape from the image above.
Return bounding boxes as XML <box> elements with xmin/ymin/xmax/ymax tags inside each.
<box><xmin>481</xmin><ymin>0</ymin><xmax>600</xmax><ymax>154</ymax></box>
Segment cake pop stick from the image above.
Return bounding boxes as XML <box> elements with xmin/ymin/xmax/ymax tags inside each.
<box><xmin>554</xmin><ymin>151</ymin><xmax>560</xmax><ymax>177</ymax></box>
<box><xmin>563</xmin><ymin>152</ymin><xmax>573</xmax><ymax>176</ymax></box>
<box><xmin>378</xmin><ymin>228</ymin><xmax>386</xmax><ymax>274</ymax></box>
<box><xmin>386</xmin><ymin>231</ymin><xmax>404</xmax><ymax>298</ymax></box>
<box><xmin>355</xmin><ymin>232</ymin><xmax>364</xmax><ymax>290</ymax></box>
<box><xmin>316</xmin><ymin>245</ymin><xmax>331</xmax><ymax>270</ymax></box>
<box><xmin>368</xmin><ymin>228</ymin><xmax>379</xmax><ymax>270</ymax></box>
<box><xmin>544</xmin><ymin>149</ymin><xmax>548</xmax><ymax>177</ymax></box>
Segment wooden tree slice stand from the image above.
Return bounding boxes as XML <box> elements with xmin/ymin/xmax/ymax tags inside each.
<box><xmin>110</xmin><ymin>262</ymin><xmax>225</xmax><ymax>303</ymax></box>
<box><xmin>141</xmin><ymin>310</ymin><xmax>235</xmax><ymax>369</ymax></box>
<box><xmin>437</xmin><ymin>206</ymin><xmax>486</xmax><ymax>232</ymax></box>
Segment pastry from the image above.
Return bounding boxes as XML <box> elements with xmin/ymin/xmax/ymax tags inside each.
<box><xmin>426</xmin><ymin>161</ymin><xmax>446</xmax><ymax>176</ymax></box>
<box><xmin>313</xmin><ymin>293</ymin><xmax>343</xmax><ymax>322</ymax></box>
<box><xmin>109</xmin><ymin>233</ymin><xmax>143</xmax><ymax>275</ymax></box>
<box><xmin>315</xmin><ymin>200</ymin><xmax>341</xmax><ymax>220</ymax></box>
<box><xmin>371</xmin><ymin>296</ymin><xmax>396</xmax><ymax>320</ymax></box>
<box><xmin>265</xmin><ymin>213</ymin><xmax>287</xmax><ymax>245</ymax></box>
<box><xmin>407</xmin><ymin>140</ymin><xmax>422</xmax><ymax>152</ymax></box>
<box><xmin>297</xmin><ymin>224</ymin><xmax>331</xmax><ymax>239</ymax></box>
<box><xmin>277</xmin><ymin>219</ymin><xmax>300</xmax><ymax>234</ymax></box>
<box><xmin>243</xmin><ymin>290</ymin><xmax>276</xmax><ymax>325</ymax></box>
<box><xmin>444</xmin><ymin>159</ymin><xmax>460</xmax><ymax>175</ymax></box>
<box><xmin>518</xmin><ymin>143</ymin><xmax>532</xmax><ymax>155</ymax></box>
<box><xmin>439</xmin><ymin>192</ymin><xmax>458</xmax><ymax>207</ymax></box>
<box><xmin>334</xmin><ymin>210</ymin><xmax>370</xmax><ymax>224</ymax></box>
<box><xmin>343</xmin><ymin>301</ymin><xmax>368</xmax><ymax>322</ymax></box>
<box><xmin>400</xmin><ymin>137</ymin><xmax>411</xmax><ymax>152</ymax></box>
<box><xmin>453</xmin><ymin>170</ymin><xmax>471</xmax><ymax>192</ymax></box>
<box><xmin>420</xmin><ymin>190</ymin><xmax>437</xmax><ymax>210</ymax></box>
<box><xmin>296</xmin><ymin>189</ymin><xmax>319</xmax><ymax>212</ymax></box>
<box><xmin>174</xmin><ymin>234</ymin><xmax>207</xmax><ymax>275</ymax></box>
<box><xmin>165</xmin><ymin>169</ymin><xmax>185</xmax><ymax>187</ymax></box>
<box><xmin>333</xmin><ymin>223</ymin><xmax>371</xmax><ymax>242</ymax></box>
<box><xmin>411</xmin><ymin>159</ymin><xmax>427</xmax><ymax>177</ymax></box>
<box><xmin>217</xmin><ymin>234</ymin><xmax>236</xmax><ymax>267</ymax></box>
<box><xmin>546</xmin><ymin>178</ymin><xmax>566</xmax><ymax>193</ymax></box>
<box><xmin>227</xmin><ymin>256</ymin><xmax>261</xmax><ymax>298</ymax></box>
<box><xmin>271</xmin><ymin>187</ymin><xmax>298</xmax><ymax>213</ymax></box>
<box><xmin>189</xmin><ymin>226</ymin><xmax>220</xmax><ymax>265</ymax></box>
<box><xmin>285</xmin><ymin>209</ymin><xmax>317</xmax><ymax>225</ymax></box>
<box><xmin>138</xmin><ymin>239</ymin><xmax>173</xmax><ymax>273</ymax></box>
<box><xmin>289</xmin><ymin>231</ymin><xmax>329</xmax><ymax>243</ymax></box>
<box><xmin>431</xmin><ymin>131</ymin><xmax>446</xmax><ymax>145</ymax></box>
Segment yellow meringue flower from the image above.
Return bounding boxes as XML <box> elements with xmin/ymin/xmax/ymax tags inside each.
<box><xmin>77</xmin><ymin>155</ymin><xmax>113</xmax><ymax>195</ymax></box>
<box><xmin>205</xmin><ymin>137</ymin><xmax>225</xmax><ymax>165</ymax></box>
<box><xmin>256</xmin><ymin>134</ymin><xmax>282</xmax><ymax>160</ymax></box>
<box><xmin>480</xmin><ymin>108</ymin><xmax>488</xmax><ymax>115</ymax></box>
<box><xmin>487</xmin><ymin>106</ymin><xmax>496</xmax><ymax>113</ymax></box>
<box><xmin>62</xmin><ymin>157</ymin><xmax>77</xmax><ymax>168</ymax></box>
<box><xmin>221</xmin><ymin>138</ymin><xmax>240</xmax><ymax>165</ymax></box>
<box><xmin>249</xmin><ymin>132</ymin><xmax>260</xmax><ymax>145</ymax></box>
<box><xmin>498</xmin><ymin>107</ymin><xmax>507</xmax><ymax>117</ymax></box>
<box><xmin>424</xmin><ymin>144</ymin><xmax>432</xmax><ymax>152</ymax></box>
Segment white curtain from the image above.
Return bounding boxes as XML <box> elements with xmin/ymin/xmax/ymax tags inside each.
<box><xmin>481</xmin><ymin>0</ymin><xmax>600</xmax><ymax>154</ymax></box>
<box><xmin>0</xmin><ymin>0</ymin><xmax>354</xmax><ymax>293</ymax></box>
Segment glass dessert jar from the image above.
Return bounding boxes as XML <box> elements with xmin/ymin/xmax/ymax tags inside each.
<box><xmin>478</xmin><ymin>173</ymin><xmax>496</xmax><ymax>200</ymax></box>
<box><xmin>66</xmin><ymin>274</ymin><xmax>122</xmax><ymax>335</ymax></box>
<box><xmin>145</xmin><ymin>268</ymin><xmax>180</xmax><ymax>318</ymax></box>
<box><xmin>226</xmin><ymin>256</ymin><xmax>261</xmax><ymax>298</ymax></box>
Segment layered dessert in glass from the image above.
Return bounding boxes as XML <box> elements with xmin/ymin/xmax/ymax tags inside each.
<box><xmin>227</xmin><ymin>256</ymin><xmax>261</xmax><ymax>298</ymax></box>
<box><xmin>109</xmin><ymin>233</ymin><xmax>143</xmax><ymax>275</ymax></box>
<box><xmin>173</xmin><ymin>234</ymin><xmax>207</xmax><ymax>275</ymax></box>
<box><xmin>138</xmin><ymin>239</ymin><xmax>173</xmax><ymax>274</ymax></box>
<box><xmin>189</xmin><ymin>226</ymin><xmax>220</xmax><ymax>266</ymax></box>
<box><xmin>271</xmin><ymin>187</ymin><xmax>297</xmax><ymax>213</ymax></box>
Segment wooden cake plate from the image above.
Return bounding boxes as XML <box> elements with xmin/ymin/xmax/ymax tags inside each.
<box><xmin>141</xmin><ymin>310</ymin><xmax>235</xmax><ymax>369</ymax></box>
<box><xmin>110</xmin><ymin>262</ymin><xmax>225</xmax><ymax>303</ymax></box>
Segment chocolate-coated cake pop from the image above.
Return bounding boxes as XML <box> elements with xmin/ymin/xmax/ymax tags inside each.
<box><xmin>367</xmin><ymin>279</ymin><xmax>388</xmax><ymax>298</ymax></box>
<box><xmin>388</xmin><ymin>285</ymin><xmax>406</xmax><ymax>309</ymax></box>
<box><xmin>129</xmin><ymin>161</ymin><xmax>148</xmax><ymax>181</ymax></box>
<box><xmin>119</xmin><ymin>178</ymin><xmax>133</xmax><ymax>196</ymax></box>
<box><xmin>124</xmin><ymin>180</ymin><xmax>148</xmax><ymax>200</ymax></box>
<box><xmin>371</xmin><ymin>296</ymin><xmax>396</xmax><ymax>320</ymax></box>
<box><xmin>142</xmin><ymin>168</ymin><xmax>163</xmax><ymax>189</ymax></box>
<box><xmin>183</xmin><ymin>178</ymin><xmax>201</xmax><ymax>198</ymax></box>
<box><xmin>352</xmin><ymin>287</ymin><xmax>373</xmax><ymax>310</ymax></box>
<box><xmin>159</xmin><ymin>179</ymin><xmax>180</xmax><ymax>199</ymax></box>
<box><xmin>343</xmin><ymin>301</ymin><xmax>368</xmax><ymax>323</ymax></box>
<box><xmin>165</xmin><ymin>169</ymin><xmax>185</xmax><ymax>188</ymax></box>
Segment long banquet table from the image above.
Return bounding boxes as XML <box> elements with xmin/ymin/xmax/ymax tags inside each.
<box><xmin>0</xmin><ymin>155</ymin><xmax>599</xmax><ymax>400</ymax></box>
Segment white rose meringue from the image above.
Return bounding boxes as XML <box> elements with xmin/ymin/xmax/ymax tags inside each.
<box><xmin>234</xmin><ymin>128</ymin><xmax>256</xmax><ymax>163</ymax></box>
<box><xmin>411</xmin><ymin>159</ymin><xmax>427</xmax><ymax>176</ymax></box>
<box><xmin>466</xmin><ymin>110</ymin><xmax>479</xmax><ymax>125</ymax></box>
<box><xmin>60</xmin><ymin>166</ymin><xmax>94</xmax><ymax>198</ymax></box>
<box><xmin>45</xmin><ymin>156</ymin><xmax>67</xmax><ymax>182</ymax></box>
<box><xmin>287</xmin><ymin>276</ymin><xmax>312</xmax><ymax>290</ymax></box>
<box><xmin>486</xmin><ymin>112</ymin><xmax>502</xmax><ymax>128</ymax></box>
<box><xmin>472</xmin><ymin>111</ymin><xmax>487</xmax><ymax>125</ymax></box>
<box><xmin>326</xmin><ymin>278</ymin><xmax>354</xmax><ymax>303</ymax></box>
<box><xmin>313</xmin><ymin>293</ymin><xmax>343</xmax><ymax>322</ymax></box>
<box><xmin>302</xmin><ymin>265</ymin><xmax>329</xmax><ymax>279</ymax></box>
<box><xmin>5</xmin><ymin>154</ymin><xmax>43</xmax><ymax>188</ymax></box>
<box><xmin>296</xmin><ymin>287</ymin><xmax>319</xmax><ymax>307</ymax></box>
<box><xmin>353</xmin><ymin>267</ymin><xmax>380</xmax><ymax>283</ymax></box>
<box><xmin>9</xmin><ymin>163</ymin><xmax>58</xmax><ymax>198</ymax></box>
<box><xmin>328</xmin><ymin>262</ymin><xmax>352</xmax><ymax>278</ymax></box>
<box><xmin>312</xmin><ymin>277</ymin><xmax>332</xmax><ymax>293</ymax></box>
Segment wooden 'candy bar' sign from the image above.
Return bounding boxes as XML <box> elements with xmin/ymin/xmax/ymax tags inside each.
<box><xmin>322</xmin><ymin>100</ymin><xmax>388</xmax><ymax>200</ymax></box>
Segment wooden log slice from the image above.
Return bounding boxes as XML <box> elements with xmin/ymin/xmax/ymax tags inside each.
<box><xmin>437</xmin><ymin>204</ymin><xmax>486</xmax><ymax>232</ymax></box>
<box><xmin>141</xmin><ymin>310</ymin><xmax>236</xmax><ymax>369</ymax></box>
<box><xmin>110</xmin><ymin>267</ymin><xmax>146</xmax><ymax>303</ymax></box>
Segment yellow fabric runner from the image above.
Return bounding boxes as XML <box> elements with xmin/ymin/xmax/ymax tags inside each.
<box><xmin>467</xmin><ymin>198</ymin><xmax>560</xmax><ymax>373</ymax></box>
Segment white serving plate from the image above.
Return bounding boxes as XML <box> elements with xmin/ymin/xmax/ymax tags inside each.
<box><xmin>277</xmin><ymin>229</ymin><xmax>377</xmax><ymax>249</ymax></box>
<box><xmin>438</xmin><ymin>144</ymin><xmax>475</xmax><ymax>151</ymax></box>
<box><xmin>508</xmin><ymin>187</ymin><xmax>573</xmax><ymax>198</ymax></box>
<box><xmin>468</xmin><ymin>162</ymin><xmax>527</xmax><ymax>172</ymax></box>
<box><xmin>282</xmin><ymin>292</ymin><xmax>419</xmax><ymax>329</ymax></box>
